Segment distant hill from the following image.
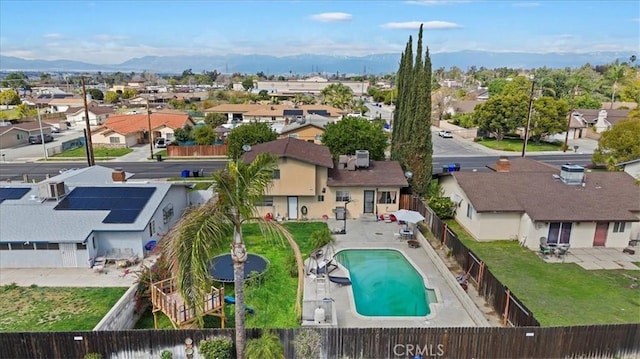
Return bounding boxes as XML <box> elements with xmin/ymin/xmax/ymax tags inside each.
<box><xmin>0</xmin><ymin>51</ymin><xmax>634</xmax><ymax>74</ymax></box>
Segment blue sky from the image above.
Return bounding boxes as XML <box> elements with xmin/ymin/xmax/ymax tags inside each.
<box><xmin>1</xmin><ymin>0</ymin><xmax>638</xmax><ymax>64</ymax></box>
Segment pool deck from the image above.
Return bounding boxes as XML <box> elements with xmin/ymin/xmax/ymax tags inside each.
<box><xmin>303</xmin><ymin>217</ymin><xmax>489</xmax><ymax>328</ymax></box>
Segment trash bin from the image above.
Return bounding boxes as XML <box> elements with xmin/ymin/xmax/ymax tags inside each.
<box><xmin>335</xmin><ymin>207</ymin><xmax>346</xmax><ymax>220</ymax></box>
<box><xmin>181</xmin><ymin>170</ymin><xmax>190</xmax><ymax>178</ymax></box>
<box><xmin>155</xmin><ymin>154</ymin><xmax>163</xmax><ymax>162</ymax></box>
<box><xmin>192</xmin><ymin>169</ymin><xmax>199</xmax><ymax>178</ymax></box>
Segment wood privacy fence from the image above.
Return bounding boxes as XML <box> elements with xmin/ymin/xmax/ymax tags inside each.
<box><xmin>1</xmin><ymin>325</ymin><xmax>639</xmax><ymax>359</ymax></box>
<box><xmin>399</xmin><ymin>194</ymin><xmax>540</xmax><ymax>327</ymax></box>
<box><xmin>166</xmin><ymin>144</ymin><xmax>227</xmax><ymax>157</ymax></box>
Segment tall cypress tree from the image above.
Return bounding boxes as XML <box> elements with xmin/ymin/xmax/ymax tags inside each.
<box><xmin>392</xmin><ymin>25</ymin><xmax>433</xmax><ymax>196</ymax></box>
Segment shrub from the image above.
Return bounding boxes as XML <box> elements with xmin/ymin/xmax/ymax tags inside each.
<box><xmin>84</xmin><ymin>353</ymin><xmax>103</xmax><ymax>359</ymax></box>
<box><xmin>310</xmin><ymin>227</ymin><xmax>334</xmax><ymax>250</ymax></box>
<box><xmin>198</xmin><ymin>336</ymin><xmax>234</xmax><ymax>359</ymax></box>
<box><xmin>160</xmin><ymin>350</ymin><xmax>173</xmax><ymax>359</ymax></box>
<box><xmin>245</xmin><ymin>329</ymin><xmax>285</xmax><ymax>359</ymax></box>
<box><xmin>293</xmin><ymin>329</ymin><xmax>322</xmax><ymax>359</ymax></box>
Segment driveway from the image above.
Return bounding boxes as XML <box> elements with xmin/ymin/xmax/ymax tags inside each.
<box><xmin>0</xmin><ymin>127</ymin><xmax>87</xmax><ymax>162</ymax></box>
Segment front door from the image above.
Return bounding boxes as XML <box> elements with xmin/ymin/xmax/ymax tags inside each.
<box><xmin>593</xmin><ymin>222</ymin><xmax>609</xmax><ymax>246</ymax></box>
<box><xmin>287</xmin><ymin>196</ymin><xmax>298</xmax><ymax>220</ymax></box>
<box><xmin>363</xmin><ymin>190</ymin><xmax>375</xmax><ymax>214</ymax></box>
<box><xmin>59</xmin><ymin>243</ymin><xmax>77</xmax><ymax>267</ymax></box>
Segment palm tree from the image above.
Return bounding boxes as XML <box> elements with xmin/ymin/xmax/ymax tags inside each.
<box><xmin>244</xmin><ymin>329</ymin><xmax>285</xmax><ymax>359</ymax></box>
<box><xmin>321</xmin><ymin>83</ymin><xmax>353</xmax><ymax>110</ymax></box>
<box><xmin>607</xmin><ymin>60</ymin><xmax>626</xmax><ymax>109</ymax></box>
<box><xmin>163</xmin><ymin>153</ymin><xmax>305</xmax><ymax>359</ymax></box>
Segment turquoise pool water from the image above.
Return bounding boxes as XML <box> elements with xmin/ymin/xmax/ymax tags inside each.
<box><xmin>335</xmin><ymin>249</ymin><xmax>430</xmax><ymax>316</ymax></box>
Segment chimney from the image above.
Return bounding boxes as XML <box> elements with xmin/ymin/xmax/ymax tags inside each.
<box><xmin>496</xmin><ymin>157</ymin><xmax>511</xmax><ymax>172</ymax></box>
<box><xmin>112</xmin><ymin>168</ymin><xmax>126</xmax><ymax>182</ymax></box>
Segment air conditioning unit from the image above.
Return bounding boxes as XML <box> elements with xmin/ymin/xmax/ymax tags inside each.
<box><xmin>38</xmin><ymin>181</ymin><xmax>66</xmax><ymax>200</ymax></box>
<box><xmin>355</xmin><ymin>150</ymin><xmax>370</xmax><ymax>168</ymax></box>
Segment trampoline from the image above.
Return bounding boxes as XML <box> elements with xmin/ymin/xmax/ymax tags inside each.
<box><xmin>209</xmin><ymin>253</ymin><xmax>269</xmax><ymax>283</ymax></box>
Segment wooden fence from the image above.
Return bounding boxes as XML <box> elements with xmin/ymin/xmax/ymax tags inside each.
<box><xmin>1</xmin><ymin>325</ymin><xmax>638</xmax><ymax>358</ymax></box>
<box><xmin>166</xmin><ymin>144</ymin><xmax>227</xmax><ymax>157</ymax></box>
<box><xmin>399</xmin><ymin>194</ymin><xmax>540</xmax><ymax>327</ymax></box>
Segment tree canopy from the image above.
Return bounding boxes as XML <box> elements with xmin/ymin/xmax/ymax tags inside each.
<box><xmin>0</xmin><ymin>90</ymin><xmax>21</xmax><ymax>106</ymax></box>
<box><xmin>87</xmin><ymin>88</ymin><xmax>104</xmax><ymax>101</ymax></box>
<box><xmin>321</xmin><ymin>116</ymin><xmax>387</xmax><ymax>160</ymax></box>
<box><xmin>320</xmin><ymin>83</ymin><xmax>353</xmax><ymax>110</ymax></box>
<box><xmin>226</xmin><ymin>122</ymin><xmax>277</xmax><ymax>159</ymax></box>
<box><xmin>592</xmin><ymin>116</ymin><xmax>640</xmax><ymax>167</ymax></box>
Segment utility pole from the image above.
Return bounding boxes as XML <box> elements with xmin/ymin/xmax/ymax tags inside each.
<box><xmin>80</xmin><ymin>76</ymin><xmax>95</xmax><ymax>166</ymax></box>
<box><xmin>36</xmin><ymin>104</ymin><xmax>48</xmax><ymax>160</ymax></box>
<box><xmin>563</xmin><ymin>91</ymin><xmax>576</xmax><ymax>153</ymax></box>
<box><xmin>147</xmin><ymin>101</ymin><xmax>154</xmax><ymax>160</ymax></box>
<box><xmin>521</xmin><ymin>79</ymin><xmax>535</xmax><ymax>158</ymax></box>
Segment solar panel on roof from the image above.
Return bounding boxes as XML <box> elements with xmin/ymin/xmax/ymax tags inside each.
<box><xmin>307</xmin><ymin>109</ymin><xmax>328</xmax><ymax>116</ymax></box>
<box><xmin>54</xmin><ymin>187</ymin><xmax>156</xmax><ymax>224</ymax></box>
<box><xmin>0</xmin><ymin>188</ymin><xmax>31</xmax><ymax>203</ymax></box>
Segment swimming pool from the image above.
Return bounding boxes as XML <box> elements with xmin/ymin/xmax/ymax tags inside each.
<box><xmin>335</xmin><ymin>249</ymin><xmax>430</xmax><ymax>316</ymax></box>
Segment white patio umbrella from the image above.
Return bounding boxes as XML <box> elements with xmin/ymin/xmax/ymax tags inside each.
<box><xmin>392</xmin><ymin>209</ymin><xmax>425</xmax><ymax>224</ymax></box>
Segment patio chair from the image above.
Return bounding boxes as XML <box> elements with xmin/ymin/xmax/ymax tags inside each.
<box><xmin>556</xmin><ymin>244</ymin><xmax>570</xmax><ymax>262</ymax></box>
<box><xmin>539</xmin><ymin>237</ymin><xmax>553</xmax><ymax>257</ymax></box>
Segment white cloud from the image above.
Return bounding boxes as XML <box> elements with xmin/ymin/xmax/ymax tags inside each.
<box><xmin>381</xmin><ymin>21</ymin><xmax>462</xmax><ymax>30</ymax></box>
<box><xmin>405</xmin><ymin>0</ymin><xmax>472</xmax><ymax>6</ymax></box>
<box><xmin>309</xmin><ymin>12</ymin><xmax>352</xmax><ymax>22</ymax></box>
<box><xmin>632</xmin><ymin>17</ymin><xmax>640</xmax><ymax>22</ymax></box>
<box><xmin>43</xmin><ymin>33</ymin><xmax>62</xmax><ymax>39</ymax></box>
<box><xmin>512</xmin><ymin>2</ymin><xmax>540</xmax><ymax>7</ymax></box>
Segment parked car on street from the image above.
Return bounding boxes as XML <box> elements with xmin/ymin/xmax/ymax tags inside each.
<box><xmin>28</xmin><ymin>134</ymin><xmax>54</xmax><ymax>144</ymax></box>
<box><xmin>438</xmin><ymin>130</ymin><xmax>453</xmax><ymax>138</ymax></box>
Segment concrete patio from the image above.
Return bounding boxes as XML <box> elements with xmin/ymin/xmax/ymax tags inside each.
<box><xmin>540</xmin><ymin>247</ymin><xmax>640</xmax><ymax>270</ymax></box>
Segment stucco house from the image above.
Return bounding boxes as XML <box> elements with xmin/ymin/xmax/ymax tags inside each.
<box><xmin>242</xmin><ymin>138</ymin><xmax>408</xmax><ymax>221</ymax></box>
<box><xmin>276</xmin><ymin>115</ymin><xmax>332</xmax><ymax>144</ymax></box>
<box><xmin>0</xmin><ymin>122</ymin><xmax>54</xmax><ymax>149</ymax></box>
<box><xmin>65</xmin><ymin>106</ymin><xmax>114</xmax><ymax>126</ymax></box>
<box><xmin>205</xmin><ymin>103</ymin><xmax>345</xmax><ymax>124</ymax></box>
<box><xmin>91</xmin><ymin>111</ymin><xmax>194</xmax><ymax>147</ymax></box>
<box><xmin>617</xmin><ymin>158</ymin><xmax>640</xmax><ymax>180</ymax></box>
<box><xmin>0</xmin><ymin>166</ymin><xmax>199</xmax><ymax>268</ymax></box>
<box><xmin>49</xmin><ymin>98</ymin><xmax>98</xmax><ymax>113</ymax></box>
<box><xmin>439</xmin><ymin>158</ymin><xmax>640</xmax><ymax>249</ymax></box>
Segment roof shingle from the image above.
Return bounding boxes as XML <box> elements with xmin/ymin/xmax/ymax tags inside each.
<box><xmin>327</xmin><ymin>161</ymin><xmax>408</xmax><ymax>187</ymax></box>
<box><xmin>242</xmin><ymin>137</ymin><xmax>334</xmax><ymax>168</ymax></box>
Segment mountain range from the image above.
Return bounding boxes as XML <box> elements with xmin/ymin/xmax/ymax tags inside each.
<box><xmin>0</xmin><ymin>51</ymin><xmax>634</xmax><ymax>74</ymax></box>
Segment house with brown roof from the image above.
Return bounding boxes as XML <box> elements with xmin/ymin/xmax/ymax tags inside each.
<box><xmin>205</xmin><ymin>103</ymin><xmax>345</xmax><ymax>124</ymax></box>
<box><xmin>0</xmin><ymin>121</ymin><xmax>54</xmax><ymax>149</ymax></box>
<box><xmin>65</xmin><ymin>106</ymin><xmax>114</xmax><ymax>126</ymax></box>
<box><xmin>440</xmin><ymin>157</ymin><xmax>640</xmax><ymax>249</ymax></box>
<box><xmin>49</xmin><ymin>98</ymin><xmax>98</xmax><ymax>113</ymax></box>
<box><xmin>243</xmin><ymin>138</ymin><xmax>407</xmax><ymax>220</ymax></box>
<box><xmin>91</xmin><ymin>111</ymin><xmax>194</xmax><ymax>147</ymax></box>
<box><xmin>277</xmin><ymin>115</ymin><xmax>333</xmax><ymax>144</ymax></box>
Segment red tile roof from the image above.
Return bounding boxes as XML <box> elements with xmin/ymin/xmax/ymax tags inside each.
<box><xmin>327</xmin><ymin>161</ymin><xmax>409</xmax><ymax>187</ymax></box>
<box><xmin>103</xmin><ymin>112</ymin><xmax>192</xmax><ymax>135</ymax></box>
<box><xmin>243</xmin><ymin>137</ymin><xmax>334</xmax><ymax>168</ymax></box>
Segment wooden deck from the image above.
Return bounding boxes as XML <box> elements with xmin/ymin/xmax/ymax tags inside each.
<box><xmin>150</xmin><ymin>277</ymin><xmax>225</xmax><ymax>329</ymax></box>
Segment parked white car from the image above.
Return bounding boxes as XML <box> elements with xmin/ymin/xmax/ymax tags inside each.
<box><xmin>155</xmin><ymin>137</ymin><xmax>167</xmax><ymax>148</ymax></box>
<box><xmin>438</xmin><ymin>130</ymin><xmax>453</xmax><ymax>138</ymax></box>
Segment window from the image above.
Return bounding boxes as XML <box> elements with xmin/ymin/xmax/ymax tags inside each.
<box><xmin>109</xmin><ymin>137</ymin><xmax>120</xmax><ymax>144</ymax></box>
<box><xmin>11</xmin><ymin>242</ymin><xmax>34</xmax><ymax>250</ymax></box>
<box><xmin>149</xmin><ymin>220</ymin><xmax>156</xmax><ymax>236</ymax></box>
<box><xmin>377</xmin><ymin>191</ymin><xmax>397</xmax><ymax>204</ymax></box>
<box><xmin>289</xmin><ymin>134</ymin><xmax>299</xmax><ymax>139</ymax></box>
<box><xmin>256</xmin><ymin>196</ymin><xmax>273</xmax><ymax>207</ymax></box>
<box><xmin>315</xmin><ymin>134</ymin><xmax>322</xmax><ymax>142</ymax></box>
<box><xmin>35</xmin><ymin>242</ymin><xmax>59</xmax><ymax>250</ymax></box>
<box><xmin>75</xmin><ymin>243</ymin><xmax>87</xmax><ymax>250</ymax></box>
<box><xmin>317</xmin><ymin>195</ymin><xmax>325</xmax><ymax>202</ymax></box>
<box><xmin>0</xmin><ymin>243</ymin><xmax>9</xmax><ymax>250</ymax></box>
<box><xmin>466</xmin><ymin>204</ymin><xmax>473</xmax><ymax>219</ymax></box>
<box><xmin>336</xmin><ymin>191</ymin><xmax>350</xmax><ymax>202</ymax></box>
<box><xmin>613</xmin><ymin>222</ymin><xmax>626</xmax><ymax>233</ymax></box>
<box><xmin>16</xmin><ymin>133</ymin><xmax>25</xmax><ymax>140</ymax></box>
<box><xmin>163</xmin><ymin>204</ymin><xmax>174</xmax><ymax>224</ymax></box>
<box><xmin>273</xmin><ymin>169</ymin><xmax>280</xmax><ymax>179</ymax></box>
<box><xmin>548</xmin><ymin>222</ymin><xmax>572</xmax><ymax>244</ymax></box>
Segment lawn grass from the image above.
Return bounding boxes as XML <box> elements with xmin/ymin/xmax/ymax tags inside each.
<box><xmin>52</xmin><ymin>147</ymin><xmax>133</xmax><ymax>158</ymax></box>
<box><xmin>0</xmin><ymin>284</ymin><xmax>128</xmax><ymax>331</ymax></box>
<box><xmin>476</xmin><ymin>138</ymin><xmax>562</xmax><ymax>152</ymax></box>
<box><xmin>135</xmin><ymin>221</ymin><xmax>326</xmax><ymax>329</ymax></box>
<box><xmin>445</xmin><ymin>220</ymin><xmax>640</xmax><ymax>326</ymax></box>
<box><xmin>0</xmin><ymin>108</ymin><xmax>19</xmax><ymax>119</ymax></box>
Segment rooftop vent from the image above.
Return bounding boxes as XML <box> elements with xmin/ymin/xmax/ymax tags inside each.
<box><xmin>355</xmin><ymin>150</ymin><xmax>370</xmax><ymax>168</ymax></box>
<box><xmin>38</xmin><ymin>181</ymin><xmax>66</xmax><ymax>201</ymax></box>
<box><xmin>560</xmin><ymin>164</ymin><xmax>585</xmax><ymax>185</ymax></box>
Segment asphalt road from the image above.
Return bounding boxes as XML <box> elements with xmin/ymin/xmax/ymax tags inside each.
<box><xmin>0</xmin><ymin>154</ymin><xmax>593</xmax><ymax>182</ymax></box>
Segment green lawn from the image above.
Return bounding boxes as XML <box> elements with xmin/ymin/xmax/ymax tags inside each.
<box><xmin>444</xmin><ymin>220</ymin><xmax>640</xmax><ymax>326</ymax></box>
<box><xmin>135</xmin><ymin>221</ymin><xmax>326</xmax><ymax>329</ymax></box>
<box><xmin>0</xmin><ymin>285</ymin><xmax>128</xmax><ymax>331</ymax></box>
<box><xmin>52</xmin><ymin>147</ymin><xmax>133</xmax><ymax>158</ymax></box>
<box><xmin>476</xmin><ymin>138</ymin><xmax>562</xmax><ymax>152</ymax></box>
<box><xmin>0</xmin><ymin>109</ymin><xmax>19</xmax><ymax>119</ymax></box>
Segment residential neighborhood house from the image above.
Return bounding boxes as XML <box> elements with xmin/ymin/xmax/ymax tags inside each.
<box><xmin>65</xmin><ymin>106</ymin><xmax>114</xmax><ymax>126</ymax></box>
<box><xmin>242</xmin><ymin>137</ymin><xmax>408</xmax><ymax>221</ymax></box>
<box><xmin>205</xmin><ymin>103</ymin><xmax>345</xmax><ymax>125</ymax></box>
<box><xmin>439</xmin><ymin>158</ymin><xmax>640</xmax><ymax>250</ymax></box>
<box><xmin>91</xmin><ymin>111</ymin><xmax>194</xmax><ymax>147</ymax></box>
<box><xmin>0</xmin><ymin>121</ymin><xmax>54</xmax><ymax>149</ymax></box>
<box><xmin>276</xmin><ymin>114</ymin><xmax>333</xmax><ymax>144</ymax></box>
<box><xmin>0</xmin><ymin>166</ymin><xmax>203</xmax><ymax>269</ymax></box>
<box><xmin>49</xmin><ymin>97</ymin><xmax>98</xmax><ymax>113</ymax></box>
